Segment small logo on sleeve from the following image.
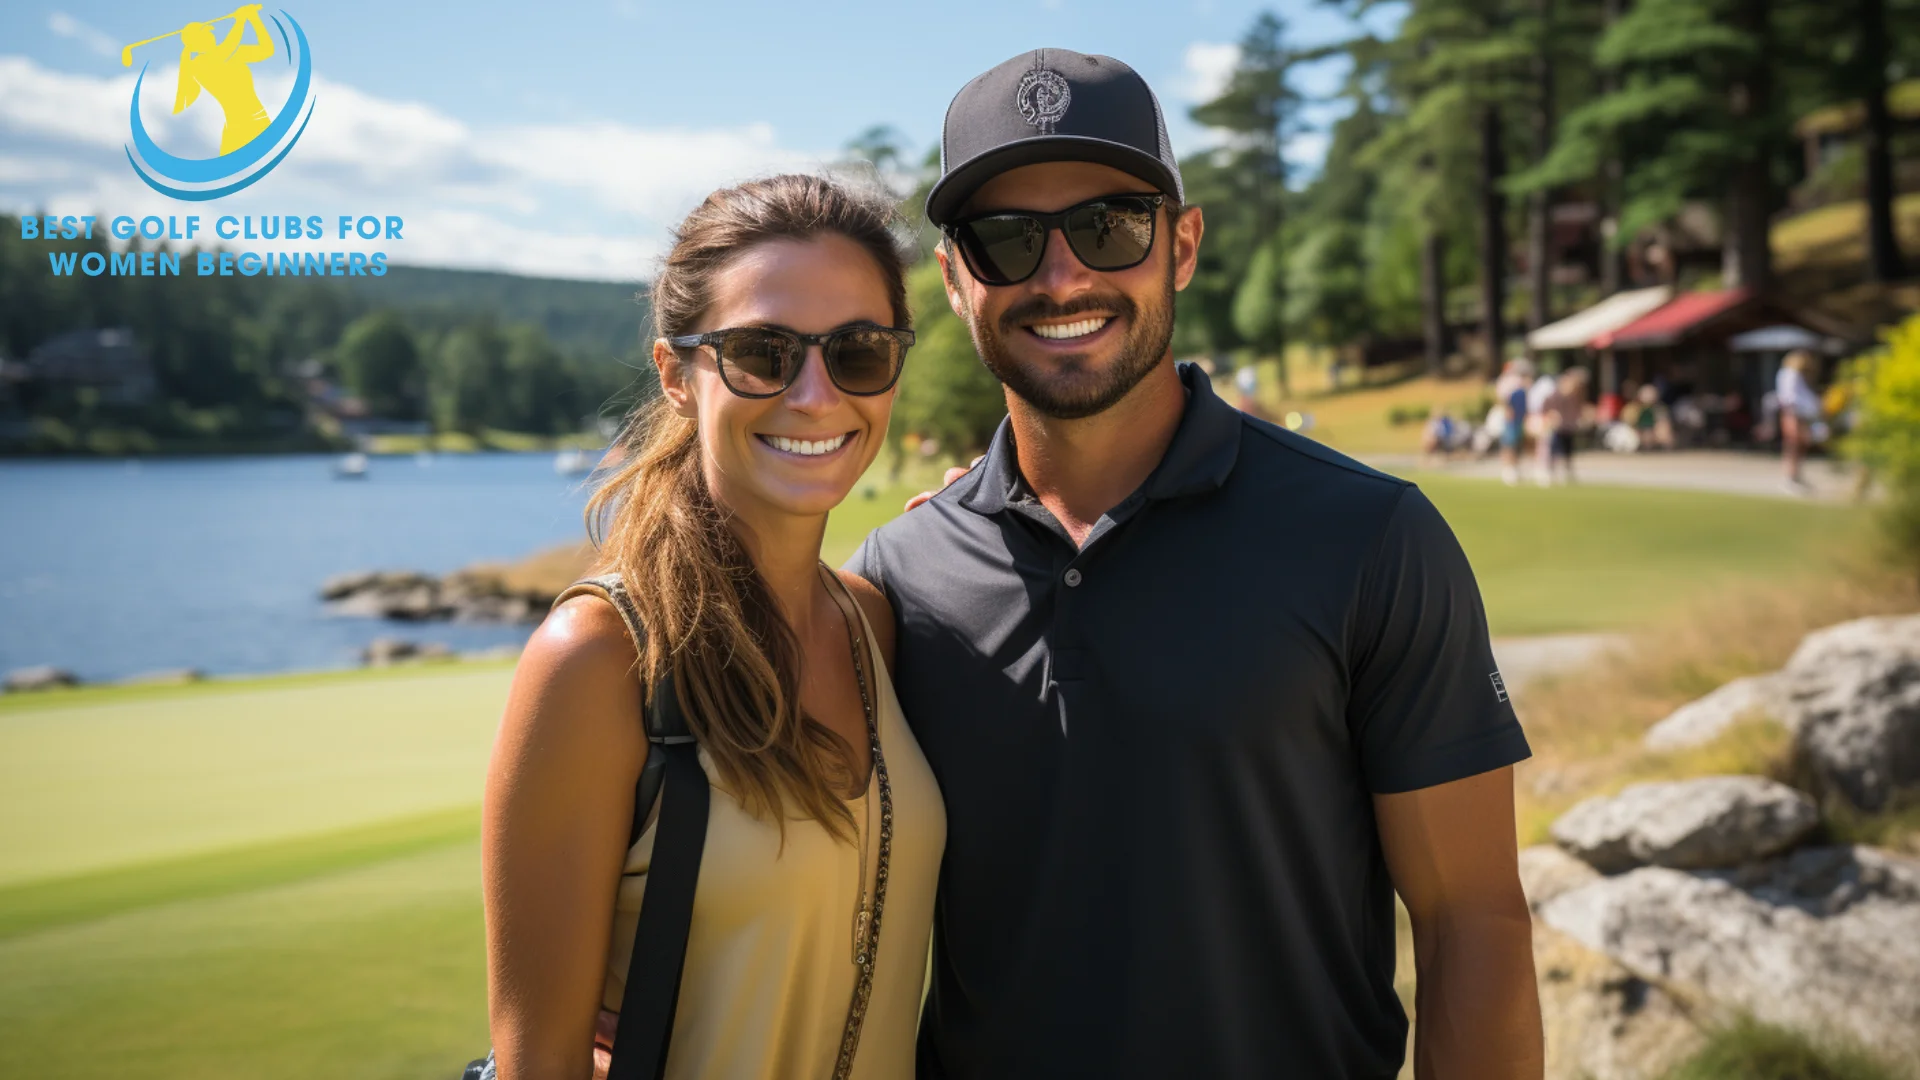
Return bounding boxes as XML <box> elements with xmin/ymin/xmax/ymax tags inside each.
<box><xmin>1490</xmin><ymin>671</ymin><xmax>1509</xmax><ymax>703</ymax></box>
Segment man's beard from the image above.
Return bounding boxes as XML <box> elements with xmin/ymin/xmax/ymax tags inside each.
<box><xmin>965</xmin><ymin>260</ymin><xmax>1176</xmax><ymax>421</ymax></box>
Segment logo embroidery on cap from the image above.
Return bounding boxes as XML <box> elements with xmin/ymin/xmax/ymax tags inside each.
<box><xmin>1016</xmin><ymin>69</ymin><xmax>1071</xmax><ymax>134</ymax></box>
<box><xmin>1490</xmin><ymin>671</ymin><xmax>1509</xmax><ymax>703</ymax></box>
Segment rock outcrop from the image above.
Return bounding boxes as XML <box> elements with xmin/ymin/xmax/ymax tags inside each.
<box><xmin>1778</xmin><ymin>615</ymin><xmax>1920</xmax><ymax>812</ymax></box>
<box><xmin>323</xmin><ymin>569</ymin><xmax>553</xmax><ymax>625</ymax></box>
<box><xmin>1550</xmin><ymin>776</ymin><xmax>1819</xmax><ymax>874</ymax></box>
<box><xmin>1539</xmin><ymin>846</ymin><xmax>1920</xmax><ymax>1061</ymax></box>
<box><xmin>1520</xmin><ymin>846</ymin><xmax>1704</xmax><ymax>1080</ymax></box>
<box><xmin>1643</xmin><ymin>614</ymin><xmax>1920</xmax><ymax>813</ymax></box>
<box><xmin>1643</xmin><ymin>674</ymin><xmax>1785</xmax><ymax>751</ymax></box>
<box><xmin>360</xmin><ymin>637</ymin><xmax>454</xmax><ymax>667</ymax></box>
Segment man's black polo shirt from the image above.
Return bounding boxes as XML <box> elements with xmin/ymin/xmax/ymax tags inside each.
<box><xmin>847</xmin><ymin>362</ymin><xmax>1530</xmax><ymax>1079</ymax></box>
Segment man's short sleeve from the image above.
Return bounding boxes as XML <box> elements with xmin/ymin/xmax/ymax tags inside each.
<box><xmin>843</xmin><ymin>533</ymin><xmax>883</xmax><ymax>593</ymax></box>
<box><xmin>1347</xmin><ymin>485</ymin><xmax>1530</xmax><ymax>794</ymax></box>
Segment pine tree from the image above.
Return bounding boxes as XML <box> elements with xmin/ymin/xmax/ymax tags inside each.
<box><xmin>1190</xmin><ymin>11</ymin><xmax>1306</xmax><ymax>391</ymax></box>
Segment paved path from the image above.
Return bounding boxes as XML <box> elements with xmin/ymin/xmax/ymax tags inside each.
<box><xmin>1366</xmin><ymin>450</ymin><xmax>1868</xmax><ymax>503</ymax></box>
<box><xmin>1491</xmin><ymin>633</ymin><xmax>1625</xmax><ymax>692</ymax></box>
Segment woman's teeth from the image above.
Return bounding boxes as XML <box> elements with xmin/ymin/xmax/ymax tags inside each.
<box><xmin>763</xmin><ymin>433</ymin><xmax>849</xmax><ymax>456</ymax></box>
<box><xmin>1031</xmin><ymin>317</ymin><xmax>1111</xmax><ymax>340</ymax></box>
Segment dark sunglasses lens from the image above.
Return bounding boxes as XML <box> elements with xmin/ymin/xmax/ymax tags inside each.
<box><xmin>827</xmin><ymin>330</ymin><xmax>904</xmax><ymax>394</ymax></box>
<box><xmin>1064</xmin><ymin>200</ymin><xmax>1156</xmax><ymax>270</ymax></box>
<box><xmin>960</xmin><ymin>215</ymin><xmax>1045</xmax><ymax>284</ymax></box>
<box><xmin>715</xmin><ymin>330</ymin><xmax>794</xmax><ymax>395</ymax></box>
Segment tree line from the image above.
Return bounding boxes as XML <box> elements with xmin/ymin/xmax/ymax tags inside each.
<box><xmin>0</xmin><ymin>217</ymin><xmax>645</xmax><ymax>453</ymax></box>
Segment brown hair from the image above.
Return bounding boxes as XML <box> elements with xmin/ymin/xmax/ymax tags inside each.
<box><xmin>586</xmin><ymin>174</ymin><xmax>908</xmax><ymax>841</ymax></box>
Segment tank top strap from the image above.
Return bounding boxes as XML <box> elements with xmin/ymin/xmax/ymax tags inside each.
<box><xmin>553</xmin><ymin>572</ymin><xmax>645</xmax><ymax>659</ymax></box>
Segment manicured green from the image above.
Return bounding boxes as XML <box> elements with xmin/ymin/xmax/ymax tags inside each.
<box><xmin>0</xmin><ymin>842</ymin><xmax>489</xmax><ymax>1080</ymax></box>
<box><xmin>0</xmin><ymin>471</ymin><xmax>1871</xmax><ymax>1078</ymax></box>
<box><xmin>0</xmin><ymin>664</ymin><xmax>510</xmax><ymax>885</ymax></box>
<box><xmin>0</xmin><ymin>806</ymin><xmax>478</xmax><ymax>941</ymax></box>
<box><xmin>1410</xmin><ymin>475</ymin><xmax>1869</xmax><ymax>636</ymax></box>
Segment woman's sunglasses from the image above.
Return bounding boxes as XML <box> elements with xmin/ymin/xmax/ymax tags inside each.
<box><xmin>666</xmin><ymin>322</ymin><xmax>914</xmax><ymax>399</ymax></box>
<box><xmin>943</xmin><ymin>193</ymin><xmax>1164</xmax><ymax>287</ymax></box>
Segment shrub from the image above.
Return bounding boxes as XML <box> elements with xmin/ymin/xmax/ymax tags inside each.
<box><xmin>1844</xmin><ymin>312</ymin><xmax>1920</xmax><ymax>585</ymax></box>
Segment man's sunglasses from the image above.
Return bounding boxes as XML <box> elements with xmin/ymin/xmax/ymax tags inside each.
<box><xmin>666</xmin><ymin>322</ymin><xmax>914</xmax><ymax>399</ymax></box>
<box><xmin>943</xmin><ymin>193</ymin><xmax>1165</xmax><ymax>287</ymax></box>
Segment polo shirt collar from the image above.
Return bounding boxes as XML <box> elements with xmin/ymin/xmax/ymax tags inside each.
<box><xmin>959</xmin><ymin>360</ymin><xmax>1242</xmax><ymax>516</ymax></box>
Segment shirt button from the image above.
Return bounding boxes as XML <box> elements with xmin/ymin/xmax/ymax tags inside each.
<box><xmin>1063</xmin><ymin>568</ymin><xmax>1083</xmax><ymax>588</ymax></box>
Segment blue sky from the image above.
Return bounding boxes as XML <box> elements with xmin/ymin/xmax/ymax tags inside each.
<box><xmin>2</xmin><ymin>1</ymin><xmax>1398</xmax><ymax>280</ymax></box>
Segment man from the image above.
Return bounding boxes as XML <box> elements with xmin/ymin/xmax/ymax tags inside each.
<box><xmin>849</xmin><ymin>49</ymin><xmax>1542</xmax><ymax>1079</ymax></box>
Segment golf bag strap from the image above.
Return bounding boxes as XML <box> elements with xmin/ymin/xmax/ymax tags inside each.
<box><xmin>552</xmin><ymin>576</ymin><xmax>710</xmax><ymax>1080</ymax></box>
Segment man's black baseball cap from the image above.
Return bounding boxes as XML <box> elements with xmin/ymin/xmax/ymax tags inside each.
<box><xmin>925</xmin><ymin>48</ymin><xmax>1184</xmax><ymax>227</ymax></box>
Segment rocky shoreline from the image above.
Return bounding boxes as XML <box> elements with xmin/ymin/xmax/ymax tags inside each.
<box><xmin>319</xmin><ymin>543</ymin><xmax>594</xmax><ymax>626</ymax></box>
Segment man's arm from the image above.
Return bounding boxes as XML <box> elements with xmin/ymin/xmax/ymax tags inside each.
<box><xmin>1375</xmin><ymin>766</ymin><xmax>1542</xmax><ymax>1080</ymax></box>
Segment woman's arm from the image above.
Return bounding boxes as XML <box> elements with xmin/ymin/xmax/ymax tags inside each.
<box><xmin>221</xmin><ymin>6</ymin><xmax>275</xmax><ymax>62</ymax></box>
<box><xmin>484</xmin><ymin>595</ymin><xmax>648</xmax><ymax>1080</ymax></box>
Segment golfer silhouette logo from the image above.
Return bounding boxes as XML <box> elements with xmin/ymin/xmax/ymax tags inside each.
<box><xmin>122</xmin><ymin>5</ymin><xmax>316</xmax><ymax>201</ymax></box>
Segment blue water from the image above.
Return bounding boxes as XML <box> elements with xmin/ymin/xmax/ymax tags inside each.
<box><xmin>0</xmin><ymin>453</ymin><xmax>595</xmax><ymax>682</ymax></box>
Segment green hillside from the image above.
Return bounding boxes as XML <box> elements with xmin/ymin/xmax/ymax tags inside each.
<box><xmin>353</xmin><ymin>264</ymin><xmax>649</xmax><ymax>360</ymax></box>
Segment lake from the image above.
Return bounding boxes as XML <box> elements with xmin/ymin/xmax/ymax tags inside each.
<box><xmin>0</xmin><ymin>453</ymin><xmax>594</xmax><ymax>682</ymax></box>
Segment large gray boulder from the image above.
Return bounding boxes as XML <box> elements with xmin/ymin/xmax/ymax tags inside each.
<box><xmin>1519</xmin><ymin>844</ymin><xmax>1602</xmax><ymax>909</ymax></box>
<box><xmin>1550</xmin><ymin>776</ymin><xmax>1818</xmax><ymax>873</ymax></box>
<box><xmin>1533</xmin><ymin>922</ymin><xmax>1704</xmax><ymax>1080</ymax></box>
<box><xmin>1778</xmin><ymin>614</ymin><xmax>1920</xmax><ymax>812</ymax></box>
<box><xmin>1539</xmin><ymin>846</ymin><xmax>1920</xmax><ymax>1061</ymax></box>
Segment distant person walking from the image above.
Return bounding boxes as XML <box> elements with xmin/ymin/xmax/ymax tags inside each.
<box><xmin>1776</xmin><ymin>349</ymin><xmax>1820</xmax><ymax>493</ymax></box>
<box><xmin>1494</xmin><ymin>358</ymin><xmax>1534</xmax><ymax>486</ymax></box>
<box><xmin>1528</xmin><ymin>363</ymin><xmax>1560</xmax><ymax>478</ymax></box>
<box><xmin>1540</xmin><ymin>368</ymin><xmax>1588</xmax><ymax>486</ymax></box>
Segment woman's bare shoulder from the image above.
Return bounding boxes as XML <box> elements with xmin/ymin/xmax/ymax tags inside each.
<box><xmin>498</xmin><ymin>593</ymin><xmax>646</xmax><ymax>772</ymax></box>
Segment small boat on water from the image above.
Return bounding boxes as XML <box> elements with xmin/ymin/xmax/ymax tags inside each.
<box><xmin>554</xmin><ymin>448</ymin><xmax>593</xmax><ymax>476</ymax></box>
<box><xmin>334</xmin><ymin>452</ymin><xmax>369</xmax><ymax>479</ymax></box>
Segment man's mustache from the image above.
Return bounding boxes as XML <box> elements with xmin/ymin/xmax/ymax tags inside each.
<box><xmin>998</xmin><ymin>293</ymin><xmax>1137</xmax><ymax>335</ymax></box>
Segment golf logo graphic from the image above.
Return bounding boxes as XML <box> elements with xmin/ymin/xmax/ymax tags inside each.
<box><xmin>122</xmin><ymin>5</ymin><xmax>315</xmax><ymax>201</ymax></box>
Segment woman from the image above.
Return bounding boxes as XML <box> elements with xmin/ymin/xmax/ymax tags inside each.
<box><xmin>1776</xmin><ymin>349</ymin><xmax>1820</xmax><ymax>492</ymax></box>
<box><xmin>482</xmin><ymin>174</ymin><xmax>944</xmax><ymax>1079</ymax></box>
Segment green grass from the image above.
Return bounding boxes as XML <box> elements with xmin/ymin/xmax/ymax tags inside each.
<box><xmin>0</xmin><ymin>664</ymin><xmax>511</xmax><ymax>885</ymax></box>
<box><xmin>0</xmin><ymin>842</ymin><xmax>489</xmax><ymax>1080</ymax></box>
<box><xmin>0</xmin><ymin>806</ymin><xmax>479</xmax><ymax>941</ymax></box>
<box><xmin>1662</xmin><ymin>1017</ymin><xmax>1911</xmax><ymax>1080</ymax></box>
<box><xmin>1411</xmin><ymin>475</ymin><xmax>1868</xmax><ymax>636</ymax></box>
<box><xmin>0</xmin><ymin>471</ymin><xmax>1874</xmax><ymax>1078</ymax></box>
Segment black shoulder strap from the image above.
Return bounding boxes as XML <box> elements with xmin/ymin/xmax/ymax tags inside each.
<box><xmin>553</xmin><ymin>575</ymin><xmax>710</xmax><ymax>1080</ymax></box>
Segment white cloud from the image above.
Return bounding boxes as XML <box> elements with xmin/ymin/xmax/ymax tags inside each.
<box><xmin>0</xmin><ymin>54</ymin><xmax>829</xmax><ymax>280</ymax></box>
<box><xmin>47</xmin><ymin>13</ymin><xmax>119</xmax><ymax>61</ymax></box>
<box><xmin>1178</xmin><ymin>42</ymin><xmax>1238</xmax><ymax>106</ymax></box>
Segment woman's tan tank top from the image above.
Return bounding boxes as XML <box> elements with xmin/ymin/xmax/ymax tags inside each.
<box><xmin>588</xmin><ymin>576</ymin><xmax>945</xmax><ymax>1080</ymax></box>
